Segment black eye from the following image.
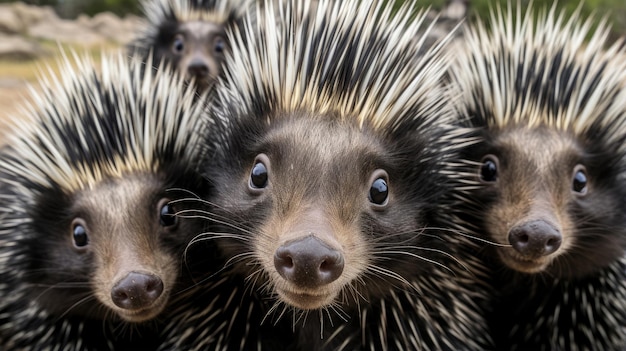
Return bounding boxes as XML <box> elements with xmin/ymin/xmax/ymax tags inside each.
<box><xmin>249</xmin><ymin>155</ymin><xmax>269</xmax><ymax>190</ymax></box>
<box><xmin>160</xmin><ymin>201</ymin><xmax>177</xmax><ymax>227</ymax></box>
<box><xmin>369</xmin><ymin>178</ymin><xmax>389</xmax><ymax>205</ymax></box>
<box><xmin>72</xmin><ymin>221</ymin><xmax>88</xmax><ymax>248</ymax></box>
<box><xmin>368</xmin><ymin>170</ymin><xmax>389</xmax><ymax>207</ymax></box>
<box><xmin>480</xmin><ymin>155</ymin><xmax>498</xmax><ymax>182</ymax></box>
<box><xmin>214</xmin><ymin>37</ymin><xmax>225</xmax><ymax>53</ymax></box>
<box><xmin>572</xmin><ymin>166</ymin><xmax>588</xmax><ymax>194</ymax></box>
<box><xmin>172</xmin><ymin>35</ymin><xmax>184</xmax><ymax>54</ymax></box>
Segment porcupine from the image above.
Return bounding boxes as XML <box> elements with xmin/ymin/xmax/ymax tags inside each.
<box><xmin>0</xmin><ymin>52</ymin><xmax>211</xmax><ymax>350</ymax></box>
<box><xmin>445</xmin><ymin>3</ymin><xmax>626</xmax><ymax>350</ymax></box>
<box><xmin>160</xmin><ymin>0</ymin><xmax>494</xmax><ymax>350</ymax></box>
<box><xmin>128</xmin><ymin>0</ymin><xmax>249</xmax><ymax>93</ymax></box>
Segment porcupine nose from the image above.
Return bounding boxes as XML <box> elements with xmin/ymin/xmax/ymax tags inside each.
<box><xmin>111</xmin><ymin>272</ymin><xmax>164</xmax><ymax>310</ymax></box>
<box><xmin>508</xmin><ymin>220</ymin><xmax>562</xmax><ymax>258</ymax></box>
<box><xmin>187</xmin><ymin>59</ymin><xmax>209</xmax><ymax>78</ymax></box>
<box><xmin>274</xmin><ymin>235</ymin><xmax>344</xmax><ymax>289</ymax></box>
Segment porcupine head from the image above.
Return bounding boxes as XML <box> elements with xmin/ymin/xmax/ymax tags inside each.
<box><xmin>199</xmin><ymin>0</ymin><xmax>456</xmax><ymax>318</ymax></box>
<box><xmin>449</xmin><ymin>3</ymin><xmax>626</xmax><ymax>278</ymax></box>
<box><xmin>131</xmin><ymin>0</ymin><xmax>250</xmax><ymax>92</ymax></box>
<box><xmin>0</xmin><ymin>52</ymin><xmax>209</xmax><ymax>324</ymax></box>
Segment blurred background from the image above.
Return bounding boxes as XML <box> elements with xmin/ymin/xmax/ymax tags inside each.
<box><xmin>0</xmin><ymin>0</ymin><xmax>624</xmax><ymax>132</ymax></box>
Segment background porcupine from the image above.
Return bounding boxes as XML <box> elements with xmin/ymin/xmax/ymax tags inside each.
<box><xmin>0</xmin><ymin>52</ymin><xmax>212</xmax><ymax>349</ymax></box>
<box><xmin>128</xmin><ymin>0</ymin><xmax>249</xmax><ymax>93</ymax></box>
<box><xmin>160</xmin><ymin>0</ymin><xmax>494</xmax><ymax>349</ymax></box>
<box><xmin>445</xmin><ymin>4</ymin><xmax>626</xmax><ymax>350</ymax></box>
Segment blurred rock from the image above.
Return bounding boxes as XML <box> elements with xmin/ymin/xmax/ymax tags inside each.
<box><xmin>0</xmin><ymin>4</ymin><xmax>24</xmax><ymax>34</ymax></box>
<box><xmin>28</xmin><ymin>17</ymin><xmax>105</xmax><ymax>45</ymax></box>
<box><xmin>82</xmin><ymin>12</ymin><xmax>143</xmax><ymax>45</ymax></box>
<box><xmin>11</xmin><ymin>2</ymin><xmax>58</xmax><ymax>28</ymax></box>
<box><xmin>0</xmin><ymin>2</ymin><xmax>142</xmax><ymax>52</ymax></box>
<box><xmin>0</xmin><ymin>34</ymin><xmax>46</xmax><ymax>60</ymax></box>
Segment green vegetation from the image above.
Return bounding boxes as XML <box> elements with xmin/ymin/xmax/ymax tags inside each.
<box><xmin>389</xmin><ymin>0</ymin><xmax>626</xmax><ymax>40</ymax></box>
<box><xmin>0</xmin><ymin>0</ymin><xmax>624</xmax><ymax>38</ymax></box>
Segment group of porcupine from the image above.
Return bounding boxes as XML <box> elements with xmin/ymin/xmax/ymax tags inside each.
<box><xmin>0</xmin><ymin>0</ymin><xmax>625</xmax><ymax>349</ymax></box>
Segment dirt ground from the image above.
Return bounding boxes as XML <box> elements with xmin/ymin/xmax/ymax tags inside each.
<box><xmin>0</xmin><ymin>77</ymin><xmax>30</xmax><ymax>143</ymax></box>
<box><xmin>0</xmin><ymin>43</ymin><xmax>120</xmax><ymax>144</ymax></box>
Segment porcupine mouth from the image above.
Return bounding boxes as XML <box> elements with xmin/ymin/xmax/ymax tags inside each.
<box><xmin>116</xmin><ymin>300</ymin><xmax>168</xmax><ymax>323</ymax></box>
<box><xmin>276</xmin><ymin>287</ymin><xmax>337</xmax><ymax>311</ymax></box>
<box><xmin>187</xmin><ymin>75</ymin><xmax>214</xmax><ymax>92</ymax></box>
<box><xmin>497</xmin><ymin>249</ymin><xmax>552</xmax><ymax>274</ymax></box>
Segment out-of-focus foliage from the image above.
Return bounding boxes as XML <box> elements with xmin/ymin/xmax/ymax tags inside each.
<box><xmin>389</xmin><ymin>0</ymin><xmax>626</xmax><ymax>40</ymax></box>
<box><xmin>0</xmin><ymin>0</ymin><xmax>624</xmax><ymax>39</ymax></box>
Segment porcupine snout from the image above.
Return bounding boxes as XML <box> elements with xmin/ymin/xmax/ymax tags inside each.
<box><xmin>508</xmin><ymin>220</ymin><xmax>562</xmax><ymax>258</ymax></box>
<box><xmin>187</xmin><ymin>57</ymin><xmax>210</xmax><ymax>79</ymax></box>
<box><xmin>111</xmin><ymin>272</ymin><xmax>164</xmax><ymax>310</ymax></box>
<box><xmin>274</xmin><ymin>235</ymin><xmax>345</xmax><ymax>289</ymax></box>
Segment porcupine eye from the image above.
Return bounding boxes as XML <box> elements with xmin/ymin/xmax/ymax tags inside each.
<box><xmin>214</xmin><ymin>37</ymin><xmax>225</xmax><ymax>53</ymax></box>
<box><xmin>572</xmin><ymin>165</ymin><xmax>588</xmax><ymax>194</ymax></box>
<box><xmin>249</xmin><ymin>154</ymin><xmax>269</xmax><ymax>190</ymax></box>
<box><xmin>368</xmin><ymin>170</ymin><xmax>389</xmax><ymax>206</ymax></box>
<box><xmin>479</xmin><ymin>155</ymin><xmax>498</xmax><ymax>182</ymax></box>
<box><xmin>159</xmin><ymin>199</ymin><xmax>177</xmax><ymax>227</ymax></box>
<box><xmin>172</xmin><ymin>34</ymin><xmax>185</xmax><ymax>54</ymax></box>
<box><xmin>72</xmin><ymin>220</ymin><xmax>89</xmax><ymax>248</ymax></box>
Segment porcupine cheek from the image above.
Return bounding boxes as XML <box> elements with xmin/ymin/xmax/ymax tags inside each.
<box><xmin>83</xmin><ymin>179</ymin><xmax>179</xmax><ymax>323</ymax></box>
<box><xmin>487</xmin><ymin>195</ymin><xmax>570</xmax><ymax>274</ymax></box>
<box><xmin>94</xmin><ymin>239</ymin><xmax>177</xmax><ymax>323</ymax></box>
<box><xmin>257</xmin><ymin>207</ymin><xmax>364</xmax><ymax>310</ymax></box>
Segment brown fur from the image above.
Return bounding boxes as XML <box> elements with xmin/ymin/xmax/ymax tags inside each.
<box><xmin>250</xmin><ymin>116</ymin><xmax>378</xmax><ymax>310</ymax></box>
<box><xmin>479</xmin><ymin>126</ymin><xmax>588</xmax><ymax>274</ymax></box>
<box><xmin>73</xmin><ymin>173</ymin><xmax>178</xmax><ymax>322</ymax></box>
<box><xmin>171</xmin><ymin>21</ymin><xmax>226</xmax><ymax>91</ymax></box>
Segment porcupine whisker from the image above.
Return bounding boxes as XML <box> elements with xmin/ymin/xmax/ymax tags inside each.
<box><xmin>30</xmin><ymin>281</ymin><xmax>91</xmax><ymax>302</ymax></box>
<box><xmin>182</xmin><ymin>232</ymin><xmax>250</xmax><ymax>266</ymax></box>
<box><xmin>374</xmin><ymin>245</ymin><xmax>469</xmax><ymax>273</ymax></box>
<box><xmin>31</xmin><ymin>281</ymin><xmax>92</xmax><ymax>289</ymax></box>
<box><xmin>243</xmin><ymin>268</ymin><xmax>267</xmax><ymax>297</ymax></box>
<box><xmin>224</xmin><ymin>251</ymin><xmax>257</xmax><ymax>269</ymax></box>
<box><xmin>328</xmin><ymin>303</ymin><xmax>348</xmax><ymax>323</ymax></box>
<box><xmin>170</xmin><ymin>196</ymin><xmax>258</xmax><ymax>225</ymax></box>
<box><xmin>56</xmin><ymin>294</ymin><xmax>98</xmax><ymax>321</ymax></box>
<box><xmin>165</xmin><ymin>188</ymin><xmax>202</xmax><ymax>199</ymax></box>
<box><xmin>263</xmin><ymin>300</ymin><xmax>287</xmax><ymax>326</ymax></box>
<box><xmin>186</xmin><ymin>231</ymin><xmax>251</xmax><ymax>247</ymax></box>
<box><xmin>364</xmin><ymin>265</ymin><xmax>413</xmax><ymax>288</ymax></box>
<box><xmin>366</xmin><ymin>228</ymin><xmax>442</xmax><ymax>244</ymax></box>
<box><xmin>174</xmin><ymin>210</ymin><xmax>257</xmax><ymax>235</ymax></box>
<box><xmin>345</xmin><ymin>281</ymin><xmax>367</xmax><ymax>307</ymax></box>
<box><xmin>244</xmin><ymin>267</ymin><xmax>265</xmax><ymax>286</ymax></box>
<box><xmin>378</xmin><ymin>250</ymin><xmax>455</xmax><ymax>274</ymax></box>
<box><xmin>432</xmin><ymin>226</ymin><xmax>512</xmax><ymax>247</ymax></box>
<box><xmin>176</xmin><ymin>208</ymin><xmax>258</xmax><ymax>236</ymax></box>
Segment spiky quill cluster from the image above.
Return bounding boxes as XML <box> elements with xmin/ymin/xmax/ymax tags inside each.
<box><xmin>163</xmin><ymin>0</ymin><xmax>496</xmax><ymax>349</ymax></box>
<box><xmin>445</xmin><ymin>3</ymin><xmax>626</xmax><ymax>350</ymax></box>
<box><xmin>0</xmin><ymin>52</ymin><xmax>206</xmax><ymax>349</ymax></box>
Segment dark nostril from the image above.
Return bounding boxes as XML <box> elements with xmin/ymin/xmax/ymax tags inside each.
<box><xmin>274</xmin><ymin>235</ymin><xmax>344</xmax><ymax>289</ymax></box>
<box><xmin>508</xmin><ymin>220</ymin><xmax>562</xmax><ymax>258</ymax></box>
<box><xmin>111</xmin><ymin>272</ymin><xmax>164</xmax><ymax>310</ymax></box>
<box><xmin>187</xmin><ymin>60</ymin><xmax>209</xmax><ymax>77</ymax></box>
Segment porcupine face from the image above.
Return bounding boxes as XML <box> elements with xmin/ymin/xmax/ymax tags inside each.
<box><xmin>209</xmin><ymin>115</ymin><xmax>437</xmax><ymax>311</ymax></box>
<box><xmin>27</xmin><ymin>173</ymin><xmax>199</xmax><ymax>323</ymax></box>
<box><xmin>472</xmin><ymin>126</ymin><xmax>626</xmax><ymax>277</ymax></box>
<box><xmin>154</xmin><ymin>20</ymin><xmax>227</xmax><ymax>92</ymax></box>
